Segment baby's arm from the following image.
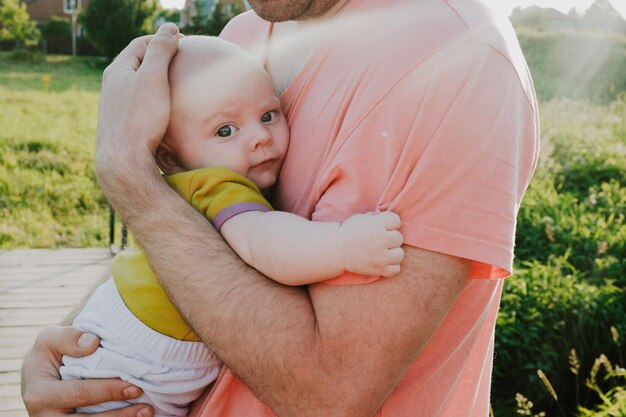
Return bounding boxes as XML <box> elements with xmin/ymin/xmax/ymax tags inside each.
<box><xmin>220</xmin><ymin>211</ymin><xmax>404</xmax><ymax>286</ymax></box>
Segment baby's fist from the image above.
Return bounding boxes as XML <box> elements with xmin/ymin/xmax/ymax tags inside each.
<box><xmin>338</xmin><ymin>211</ymin><xmax>404</xmax><ymax>277</ymax></box>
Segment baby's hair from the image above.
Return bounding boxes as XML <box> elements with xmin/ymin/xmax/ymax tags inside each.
<box><xmin>169</xmin><ymin>36</ymin><xmax>256</xmax><ymax>88</ymax></box>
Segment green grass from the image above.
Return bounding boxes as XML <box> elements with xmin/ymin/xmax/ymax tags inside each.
<box><xmin>0</xmin><ymin>51</ymin><xmax>110</xmax><ymax>247</ymax></box>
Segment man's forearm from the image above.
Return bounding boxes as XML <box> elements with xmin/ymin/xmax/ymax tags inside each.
<box><xmin>98</xmin><ymin>161</ymin><xmax>327</xmax><ymax>414</ymax></box>
<box><xmin>99</xmin><ymin>158</ymin><xmax>468</xmax><ymax>417</ymax></box>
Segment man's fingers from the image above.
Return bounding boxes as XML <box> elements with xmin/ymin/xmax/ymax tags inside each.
<box><xmin>34</xmin><ymin>325</ymin><xmax>99</xmax><ymax>358</ymax></box>
<box><xmin>140</xmin><ymin>23</ymin><xmax>180</xmax><ymax>77</ymax></box>
<box><xmin>25</xmin><ymin>378</ymin><xmax>144</xmax><ymax>411</ymax></box>
<box><xmin>108</xmin><ymin>35</ymin><xmax>154</xmax><ymax>72</ymax></box>
<box><xmin>108</xmin><ymin>23</ymin><xmax>182</xmax><ymax>76</ymax></box>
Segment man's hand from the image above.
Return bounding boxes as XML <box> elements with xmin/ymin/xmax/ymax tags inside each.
<box><xmin>21</xmin><ymin>325</ymin><xmax>152</xmax><ymax>417</ymax></box>
<box><xmin>95</xmin><ymin>23</ymin><xmax>180</xmax><ymax>204</ymax></box>
<box><xmin>338</xmin><ymin>211</ymin><xmax>404</xmax><ymax>277</ymax></box>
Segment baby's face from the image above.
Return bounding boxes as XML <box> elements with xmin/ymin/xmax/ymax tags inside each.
<box><xmin>161</xmin><ymin>46</ymin><xmax>289</xmax><ymax>191</ymax></box>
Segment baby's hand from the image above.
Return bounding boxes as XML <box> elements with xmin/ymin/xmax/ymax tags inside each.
<box><xmin>338</xmin><ymin>212</ymin><xmax>404</xmax><ymax>277</ymax></box>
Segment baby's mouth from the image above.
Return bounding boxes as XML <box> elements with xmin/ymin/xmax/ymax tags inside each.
<box><xmin>252</xmin><ymin>158</ymin><xmax>278</xmax><ymax>171</ymax></box>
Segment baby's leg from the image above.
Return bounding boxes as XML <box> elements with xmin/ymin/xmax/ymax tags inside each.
<box><xmin>60</xmin><ymin>278</ymin><xmax>221</xmax><ymax>417</ymax></box>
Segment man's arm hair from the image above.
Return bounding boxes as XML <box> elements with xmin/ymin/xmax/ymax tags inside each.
<box><xmin>118</xmin><ymin>170</ymin><xmax>469</xmax><ymax>417</ymax></box>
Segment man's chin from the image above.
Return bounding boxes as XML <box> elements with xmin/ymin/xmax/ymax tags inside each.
<box><xmin>248</xmin><ymin>0</ymin><xmax>314</xmax><ymax>22</ymax></box>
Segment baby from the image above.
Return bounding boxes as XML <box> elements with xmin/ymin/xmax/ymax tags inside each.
<box><xmin>60</xmin><ymin>36</ymin><xmax>404</xmax><ymax>417</ymax></box>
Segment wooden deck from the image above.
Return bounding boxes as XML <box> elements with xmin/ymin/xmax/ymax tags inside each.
<box><xmin>0</xmin><ymin>248</ymin><xmax>113</xmax><ymax>417</ymax></box>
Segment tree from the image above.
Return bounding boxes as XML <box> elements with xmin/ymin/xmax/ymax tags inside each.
<box><xmin>206</xmin><ymin>3</ymin><xmax>239</xmax><ymax>36</ymax></box>
<box><xmin>182</xmin><ymin>1</ymin><xmax>241</xmax><ymax>36</ymax></box>
<box><xmin>580</xmin><ymin>0</ymin><xmax>626</xmax><ymax>32</ymax></box>
<box><xmin>0</xmin><ymin>0</ymin><xmax>40</xmax><ymax>51</ymax></box>
<box><xmin>41</xmin><ymin>15</ymin><xmax>72</xmax><ymax>37</ymax></box>
<box><xmin>191</xmin><ymin>0</ymin><xmax>207</xmax><ymax>29</ymax></box>
<box><xmin>155</xmin><ymin>7</ymin><xmax>181</xmax><ymax>25</ymax></box>
<box><xmin>80</xmin><ymin>0</ymin><xmax>157</xmax><ymax>61</ymax></box>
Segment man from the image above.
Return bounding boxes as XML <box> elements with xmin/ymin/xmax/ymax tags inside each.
<box><xmin>21</xmin><ymin>0</ymin><xmax>539</xmax><ymax>416</ymax></box>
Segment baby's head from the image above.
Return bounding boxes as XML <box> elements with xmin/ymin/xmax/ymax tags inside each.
<box><xmin>156</xmin><ymin>36</ymin><xmax>289</xmax><ymax>191</ymax></box>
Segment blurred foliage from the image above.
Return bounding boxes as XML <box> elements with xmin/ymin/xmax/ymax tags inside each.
<box><xmin>38</xmin><ymin>15</ymin><xmax>99</xmax><ymax>56</ymax></box>
<box><xmin>517</xmin><ymin>30</ymin><xmax>626</xmax><ymax>102</ymax></box>
<box><xmin>577</xmin><ymin>354</ymin><xmax>626</xmax><ymax>417</ymax></box>
<box><xmin>514</xmin><ymin>98</ymin><xmax>626</xmax><ymax>282</ymax></box>
<box><xmin>511</xmin><ymin>0</ymin><xmax>626</xmax><ymax>103</ymax></box>
<box><xmin>510</xmin><ymin>0</ymin><xmax>626</xmax><ymax>33</ymax></box>
<box><xmin>155</xmin><ymin>7</ymin><xmax>181</xmax><ymax>25</ymax></box>
<box><xmin>79</xmin><ymin>0</ymin><xmax>157</xmax><ymax>62</ymax></box>
<box><xmin>41</xmin><ymin>16</ymin><xmax>72</xmax><ymax>37</ymax></box>
<box><xmin>0</xmin><ymin>0</ymin><xmax>40</xmax><ymax>51</ymax></box>
<box><xmin>181</xmin><ymin>2</ymin><xmax>241</xmax><ymax>36</ymax></box>
<box><xmin>492</xmin><ymin>97</ymin><xmax>626</xmax><ymax>416</ymax></box>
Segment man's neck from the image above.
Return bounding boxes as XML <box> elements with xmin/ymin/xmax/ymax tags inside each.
<box><xmin>267</xmin><ymin>0</ymin><xmax>352</xmax><ymax>95</ymax></box>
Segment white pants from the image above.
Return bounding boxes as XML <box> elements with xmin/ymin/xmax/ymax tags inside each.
<box><xmin>60</xmin><ymin>278</ymin><xmax>222</xmax><ymax>417</ymax></box>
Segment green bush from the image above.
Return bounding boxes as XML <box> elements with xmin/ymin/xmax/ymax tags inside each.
<box><xmin>8</xmin><ymin>48</ymin><xmax>43</xmax><ymax>62</ymax></box>
<box><xmin>79</xmin><ymin>0</ymin><xmax>156</xmax><ymax>61</ymax></box>
<box><xmin>514</xmin><ymin>99</ymin><xmax>626</xmax><ymax>285</ymax></box>
<box><xmin>181</xmin><ymin>3</ymin><xmax>241</xmax><ymax>36</ymax></box>
<box><xmin>494</xmin><ymin>258</ymin><xmax>625</xmax><ymax>415</ymax></box>
<box><xmin>578</xmin><ymin>360</ymin><xmax>626</xmax><ymax>417</ymax></box>
<box><xmin>492</xmin><ymin>97</ymin><xmax>626</xmax><ymax>416</ymax></box>
<box><xmin>41</xmin><ymin>16</ymin><xmax>72</xmax><ymax>37</ymax></box>
<box><xmin>0</xmin><ymin>0</ymin><xmax>40</xmax><ymax>51</ymax></box>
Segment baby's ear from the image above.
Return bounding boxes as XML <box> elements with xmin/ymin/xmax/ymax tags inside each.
<box><xmin>156</xmin><ymin>143</ymin><xmax>183</xmax><ymax>175</ymax></box>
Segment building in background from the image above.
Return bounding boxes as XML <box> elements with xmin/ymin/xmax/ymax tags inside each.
<box><xmin>18</xmin><ymin>0</ymin><xmax>94</xmax><ymax>55</ymax></box>
<box><xmin>20</xmin><ymin>0</ymin><xmax>87</xmax><ymax>25</ymax></box>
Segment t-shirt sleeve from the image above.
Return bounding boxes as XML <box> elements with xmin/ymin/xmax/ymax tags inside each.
<box><xmin>166</xmin><ymin>166</ymin><xmax>273</xmax><ymax>232</ymax></box>
<box><xmin>314</xmin><ymin>40</ymin><xmax>539</xmax><ymax>284</ymax></box>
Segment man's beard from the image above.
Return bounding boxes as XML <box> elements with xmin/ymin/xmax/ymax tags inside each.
<box><xmin>248</xmin><ymin>0</ymin><xmax>319</xmax><ymax>22</ymax></box>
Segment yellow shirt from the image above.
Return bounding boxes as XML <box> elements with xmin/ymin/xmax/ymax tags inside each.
<box><xmin>112</xmin><ymin>166</ymin><xmax>272</xmax><ymax>341</ymax></box>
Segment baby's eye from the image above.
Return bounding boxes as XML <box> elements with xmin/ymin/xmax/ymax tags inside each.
<box><xmin>261</xmin><ymin>111</ymin><xmax>278</xmax><ymax>123</ymax></box>
<box><xmin>217</xmin><ymin>125</ymin><xmax>238</xmax><ymax>137</ymax></box>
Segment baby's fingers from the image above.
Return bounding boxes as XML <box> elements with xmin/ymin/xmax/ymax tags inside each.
<box><xmin>379</xmin><ymin>247</ymin><xmax>403</xmax><ymax>278</ymax></box>
<box><xmin>378</xmin><ymin>211</ymin><xmax>401</xmax><ymax>230</ymax></box>
<box><xmin>385</xmin><ymin>230</ymin><xmax>404</xmax><ymax>248</ymax></box>
<box><xmin>387</xmin><ymin>247</ymin><xmax>405</xmax><ymax>265</ymax></box>
<box><xmin>381</xmin><ymin>264</ymin><xmax>401</xmax><ymax>278</ymax></box>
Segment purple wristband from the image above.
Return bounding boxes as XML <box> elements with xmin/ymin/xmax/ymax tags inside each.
<box><xmin>212</xmin><ymin>202</ymin><xmax>271</xmax><ymax>231</ymax></box>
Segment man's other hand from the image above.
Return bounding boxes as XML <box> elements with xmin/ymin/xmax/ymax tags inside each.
<box><xmin>21</xmin><ymin>325</ymin><xmax>152</xmax><ymax>417</ymax></box>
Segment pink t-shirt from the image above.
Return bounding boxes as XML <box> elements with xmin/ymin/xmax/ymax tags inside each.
<box><xmin>191</xmin><ymin>0</ymin><xmax>539</xmax><ymax>415</ymax></box>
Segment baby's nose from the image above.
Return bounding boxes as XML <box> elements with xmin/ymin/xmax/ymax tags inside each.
<box><xmin>249</xmin><ymin>124</ymin><xmax>273</xmax><ymax>151</ymax></box>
